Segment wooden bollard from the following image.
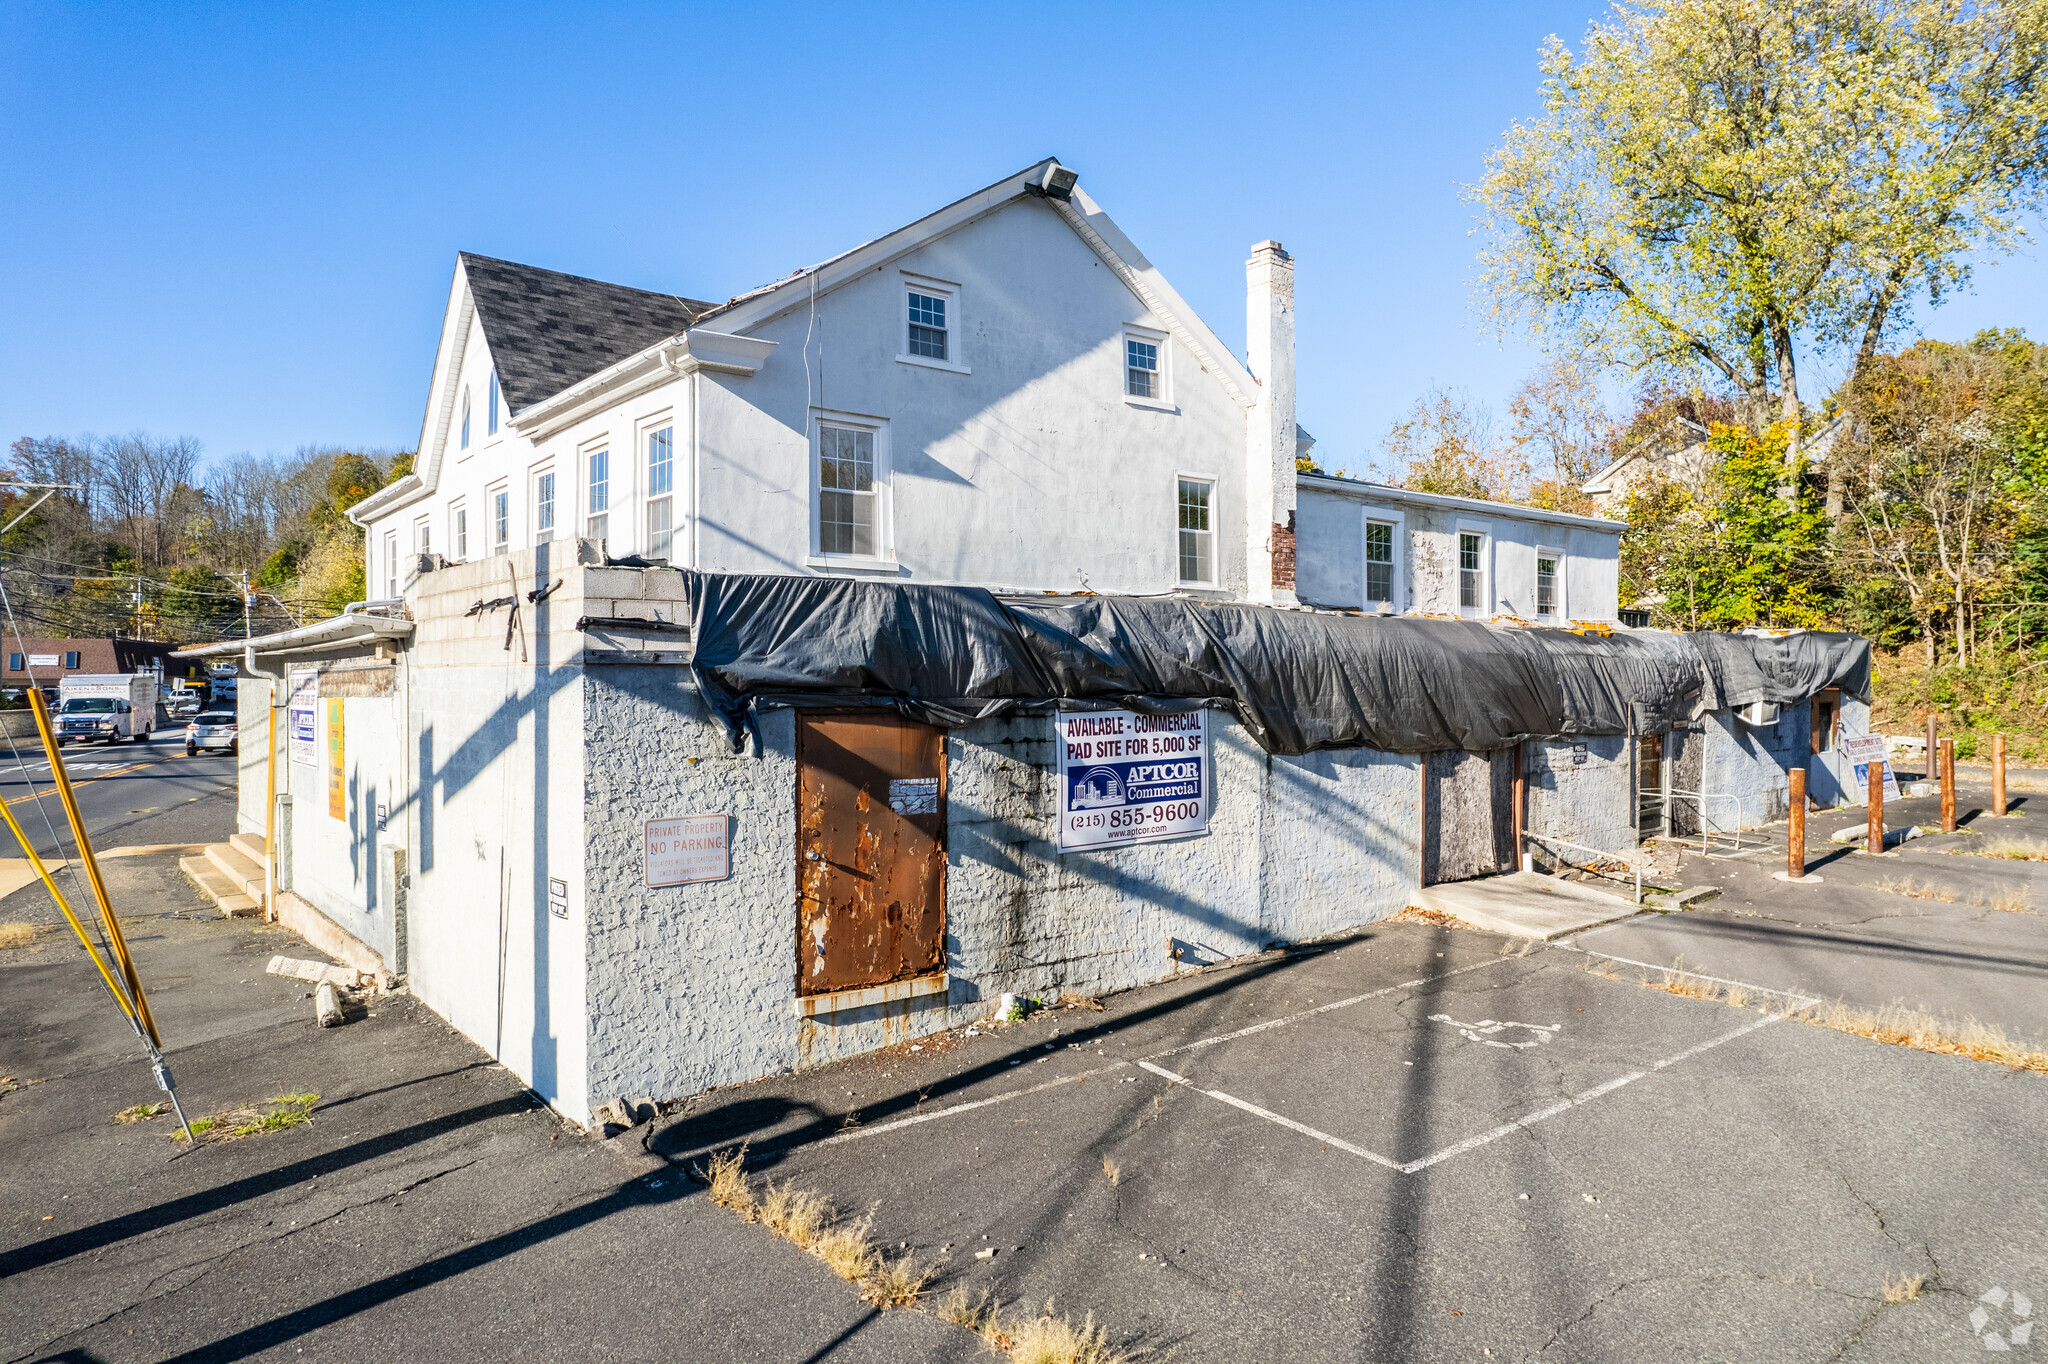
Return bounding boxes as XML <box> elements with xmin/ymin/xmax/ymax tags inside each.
<box><xmin>1866</xmin><ymin>755</ymin><xmax>1884</xmax><ymax>854</ymax></box>
<box><xmin>1940</xmin><ymin>737</ymin><xmax>1957</xmax><ymax>833</ymax></box>
<box><xmin>1786</xmin><ymin>767</ymin><xmax>1806</xmax><ymax>880</ymax></box>
<box><xmin>1993</xmin><ymin>733</ymin><xmax>2007</xmax><ymax>817</ymax></box>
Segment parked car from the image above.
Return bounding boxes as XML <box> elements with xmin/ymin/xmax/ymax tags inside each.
<box><xmin>185</xmin><ymin>710</ymin><xmax>238</xmax><ymax>757</ymax></box>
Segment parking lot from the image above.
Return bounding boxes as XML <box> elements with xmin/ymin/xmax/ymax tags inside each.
<box><xmin>5</xmin><ymin>771</ymin><xmax>2044</xmax><ymax>1362</ymax></box>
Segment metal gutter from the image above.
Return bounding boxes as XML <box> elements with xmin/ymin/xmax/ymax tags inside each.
<box><xmin>173</xmin><ymin>613</ymin><xmax>415</xmax><ymax>663</ymax></box>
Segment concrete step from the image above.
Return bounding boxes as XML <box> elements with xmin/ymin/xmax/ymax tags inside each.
<box><xmin>229</xmin><ymin>832</ymin><xmax>268</xmax><ymax>863</ymax></box>
<box><xmin>180</xmin><ymin>854</ymin><xmax>259</xmax><ymax>917</ymax></box>
<box><xmin>1414</xmin><ymin>870</ymin><xmax>1639</xmax><ymax>941</ymax></box>
<box><xmin>204</xmin><ymin>841</ymin><xmax>264</xmax><ymax>900</ymax></box>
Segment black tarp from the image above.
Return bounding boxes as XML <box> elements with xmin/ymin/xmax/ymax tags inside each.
<box><xmin>681</xmin><ymin>572</ymin><xmax>1871</xmax><ymax>758</ymax></box>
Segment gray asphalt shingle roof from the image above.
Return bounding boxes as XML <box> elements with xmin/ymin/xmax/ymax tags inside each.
<box><xmin>460</xmin><ymin>253</ymin><xmax>717</xmax><ymax>414</ymax></box>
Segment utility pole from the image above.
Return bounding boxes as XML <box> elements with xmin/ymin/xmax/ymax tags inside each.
<box><xmin>237</xmin><ymin>570</ymin><xmax>252</xmax><ymax>641</ymax></box>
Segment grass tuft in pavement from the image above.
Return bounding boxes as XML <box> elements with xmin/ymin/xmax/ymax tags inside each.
<box><xmin>1101</xmin><ymin>1156</ymin><xmax>1121</xmax><ymax>1187</ymax></box>
<box><xmin>937</xmin><ymin>1289</ymin><xmax>1129</xmax><ymax>1363</ymax></box>
<box><xmin>114</xmin><ymin>1102</ymin><xmax>169</xmax><ymax>1124</ymax></box>
<box><xmin>1883</xmin><ymin>1272</ymin><xmax>1926</xmax><ymax>1303</ymax></box>
<box><xmin>173</xmin><ymin>1092</ymin><xmax>319</xmax><ymax>1144</ymax></box>
<box><xmin>0</xmin><ymin>922</ymin><xmax>44</xmax><ymax>949</ymax></box>
<box><xmin>1956</xmin><ymin>837</ymin><xmax>2048</xmax><ymax>861</ymax></box>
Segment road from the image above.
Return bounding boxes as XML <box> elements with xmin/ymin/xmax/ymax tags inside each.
<box><xmin>0</xmin><ymin>727</ymin><xmax>239</xmax><ymax>859</ymax></box>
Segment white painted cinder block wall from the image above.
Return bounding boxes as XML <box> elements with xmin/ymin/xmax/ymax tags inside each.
<box><xmin>577</xmin><ymin>672</ymin><xmax>1422</xmax><ymax>1111</ymax></box>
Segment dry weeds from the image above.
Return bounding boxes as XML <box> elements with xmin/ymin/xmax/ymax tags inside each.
<box><xmin>1057</xmin><ymin>991</ymin><xmax>1105</xmax><ymax>1012</ymax></box>
<box><xmin>1495</xmin><ymin>936</ymin><xmax>1537</xmax><ymax>958</ymax></box>
<box><xmin>1883</xmin><ymin>1273</ymin><xmax>1926</xmax><ymax>1303</ymax></box>
<box><xmin>1101</xmin><ymin>1156</ymin><xmax>1121</xmax><ymax>1187</ymax></box>
<box><xmin>1586</xmin><ymin>960</ymin><xmax>2048</xmax><ymax>1074</ymax></box>
<box><xmin>938</xmin><ymin>1285</ymin><xmax>1000</xmax><ymax>1332</ymax></box>
<box><xmin>1007</xmin><ymin>1302</ymin><xmax>1125</xmax><ymax>1364</ymax></box>
<box><xmin>697</xmin><ymin>1147</ymin><xmax>935</xmax><ymax>1310</ymax></box>
<box><xmin>1990</xmin><ymin>886</ymin><xmax>2033</xmax><ymax>914</ymax></box>
<box><xmin>1391</xmin><ymin>905</ymin><xmax>1472</xmax><ymax>930</ymax></box>
<box><xmin>114</xmin><ymin>1102</ymin><xmax>169</xmax><ymax>1124</ymax></box>
<box><xmin>0</xmin><ymin>922</ymin><xmax>43</xmax><ymax>949</ymax></box>
<box><xmin>1869</xmin><ymin>876</ymin><xmax>1958</xmax><ymax>904</ymax></box>
<box><xmin>1957</xmin><ymin>837</ymin><xmax>2048</xmax><ymax>861</ymax></box>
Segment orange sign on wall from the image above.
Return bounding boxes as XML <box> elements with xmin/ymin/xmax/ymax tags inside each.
<box><xmin>325</xmin><ymin>699</ymin><xmax>345</xmax><ymax>820</ymax></box>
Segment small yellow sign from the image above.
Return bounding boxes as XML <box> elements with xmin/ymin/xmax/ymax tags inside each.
<box><xmin>326</xmin><ymin>699</ymin><xmax>345</xmax><ymax>820</ymax></box>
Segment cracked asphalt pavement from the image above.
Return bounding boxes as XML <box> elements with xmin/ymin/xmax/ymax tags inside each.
<box><xmin>4</xmin><ymin>774</ymin><xmax>2045</xmax><ymax>1361</ymax></box>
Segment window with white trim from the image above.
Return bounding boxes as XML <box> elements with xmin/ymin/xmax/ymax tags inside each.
<box><xmin>1536</xmin><ymin>549</ymin><xmax>1562</xmax><ymax>619</ymax></box>
<box><xmin>1177</xmin><ymin>477</ymin><xmax>1215</xmax><ymax>585</ymax></box>
<box><xmin>384</xmin><ymin>532</ymin><xmax>399</xmax><ymax>599</ymax></box>
<box><xmin>1366</xmin><ymin>520</ymin><xmax>1395</xmax><ymax>605</ymax></box>
<box><xmin>907</xmin><ymin>290</ymin><xmax>948</xmax><ymax>360</ymax></box>
<box><xmin>460</xmin><ymin>388</ymin><xmax>471</xmax><ymax>450</ymax></box>
<box><xmin>414</xmin><ymin>516</ymin><xmax>431</xmax><ymax>555</ymax></box>
<box><xmin>818</xmin><ymin>425</ymin><xmax>878</xmax><ymax>556</ymax></box>
<box><xmin>1457</xmin><ymin>526</ymin><xmax>1490</xmax><ymax>615</ymax></box>
<box><xmin>534</xmin><ymin>468</ymin><xmax>556</xmax><ymax>541</ymax></box>
<box><xmin>1126</xmin><ymin>338</ymin><xmax>1160</xmax><ymax>398</ymax></box>
<box><xmin>490</xmin><ymin>485</ymin><xmax>510</xmax><ymax>554</ymax></box>
<box><xmin>487</xmin><ymin>369</ymin><xmax>500</xmax><ymax>436</ymax></box>
<box><xmin>646</xmin><ymin>425</ymin><xmax>674</xmax><ymax>561</ymax></box>
<box><xmin>586</xmin><ymin>447</ymin><xmax>609</xmax><ymax>541</ymax></box>
<box><xmin>451</xmin><ymin>501</ymin><xmax>468</xmax><ymax>560</ymax></box>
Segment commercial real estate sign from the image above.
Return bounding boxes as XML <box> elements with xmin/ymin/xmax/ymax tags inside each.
<box><xmin>1055</xmin><ymin>707</ymin><xmax>1210</xmax><ymax>851</ymax></box>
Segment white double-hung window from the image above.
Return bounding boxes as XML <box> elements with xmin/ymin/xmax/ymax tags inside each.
<box><xmin>1456</xmin><ymin>522</ymin><xmax>1491</xmax><ymax>617</ymax></box>
<box><xmin>1177</xmin><ymin>476</ymin><xmax>1215</xmax><ymax>586</ymax></box>
<box><xmin>646</xmin><ymin>425</ymin><xmax>674</xmax><ymax>560</ymax></box>
<box><xmin>384</xmin><ymin>533</ymin><xmax>399</xmax><ymax>599</ymax></box>
<box><xmin>585</xmin><ymin>446</ymin><xmax>609</xmax><ymax>542</ymax></box>
<box><xmin>819</xmin><ymin>424</ymin><xmax>877</xmax><ymax>556</ymax></box>
<box><xmin>490</xmin><ymin>484</ymin><xmax>510</xmax><ymax>555</ymax></box>
<box><xmin>450</xmin><ymin>501</ymin><xmax>468</xmax><ymax>560</ymax></box>
<box><xmin>896</xmin><ymin>275</ymin><xmax>966</xmax><ymax>373</ymax></box>
<box><xmin>1123</xmin><ymin>325</ymin><xmax>1171</xmax><ymax>409</ymax></box>
<box><xmin>1364</xmin><ymin>510</ymin><xmax>1404</xmax><ymax>609</ymax></box>
<box><xmin>1536</xmin><ymin>548</ymin><xmax>1565</xmax><ymax>620</ymax></box>
<box><xmin>534</xmin><ymin>468</ymin><xmax>556</xmax><ymax>542</ymax></box>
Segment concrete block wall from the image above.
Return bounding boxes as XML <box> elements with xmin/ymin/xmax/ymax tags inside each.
<box><xmin>1700</xmin><ymin>707</ymin><xmax>1811</xmax><ymax>830</ymax></box>
<box><xmin>578</xmin><ymin>673</ymin><xmax>1423</xmax><ymax>1112</ymax></box>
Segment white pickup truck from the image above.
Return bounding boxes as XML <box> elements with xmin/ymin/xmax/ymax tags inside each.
<box><xmin>55</xmin><ymin>674</ymin><xmax>160</xmax><ymax>745</ymax></box>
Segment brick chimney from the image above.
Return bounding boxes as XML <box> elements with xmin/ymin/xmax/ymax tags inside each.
<box><xmin>1245</xmin><ymin>241</ymin><xmax>1297</xmax><ymax>605</ymax></box>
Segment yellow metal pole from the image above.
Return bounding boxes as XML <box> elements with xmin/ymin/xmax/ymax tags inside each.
<box><xmin>28</xmin><ymin>688</ymin><xmax>160</xmax><ymax>1046</ymax></box>
<box><xmin>0</xmin><ymin>787</ymin><xmax>133</xmax><ymax>1017</ymax></box>
<box><xmin>265</xmin><ymin>684</ymin><xmax>278</xmax><ymax>922</ymax></box>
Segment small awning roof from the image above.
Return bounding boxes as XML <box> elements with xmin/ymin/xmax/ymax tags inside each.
<box><xmin>174</xmin><ymin>613</ymin><xmax>414</xmax><ymax>660</ymax></box>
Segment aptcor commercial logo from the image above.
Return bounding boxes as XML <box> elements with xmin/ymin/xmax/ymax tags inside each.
<box><xmin>1055</xmin><ymin>707</ymin><xmax>1210</xmax><ymax>852</ymax></box>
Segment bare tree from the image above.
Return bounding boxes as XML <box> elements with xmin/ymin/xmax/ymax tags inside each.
<box><xmin>96</xmin><ymin>432</ymin><xmax>203</xmax><ymax>570</ymax></box>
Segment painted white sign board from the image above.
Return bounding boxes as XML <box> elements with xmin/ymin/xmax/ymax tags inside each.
<box><xmin>1840</xmin><ymin>733</ymin><xmax>1900</xmax><ymax>803</ymax></box>
<box><xmin>1055</xmin><ymin>707</ymin><xmax>1210</xmax><ymax>851</ymax></box>
<box><xmin>27</xmin><ymin>654</ymin><xmax>58</xmax><ymax>667</ymax></box>
<box><xmin>287</xmin><ymin>667</ymin><xmax>319</xmax><ymax>767</ymax></box>
<box><xmin>645</xmin><ymin>815</ymin><xmax>730</xmax><ymax>887</ymax></box>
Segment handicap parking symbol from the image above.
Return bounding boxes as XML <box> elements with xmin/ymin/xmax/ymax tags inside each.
<box><xmin>1427</xmin><ymin>1014</ymin><xmax>1562</xmax><ymax>1050</ymax></box>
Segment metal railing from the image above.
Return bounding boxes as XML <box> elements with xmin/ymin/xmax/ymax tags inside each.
<box><xmin>1663</xmin><ymin>788</ymin><xmax>1746</xmax><ymax>858</ymax></box>
<box><xmin>1522</xmin><ymin>830</ymin><xmax>1643</xmax><ymax>906</ymax></box>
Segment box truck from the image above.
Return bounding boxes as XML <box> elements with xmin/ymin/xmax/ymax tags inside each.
<box><xmin>55</xmin><ymin>674</ymin><xmax>159</xmax><ymax>745</ymax></box>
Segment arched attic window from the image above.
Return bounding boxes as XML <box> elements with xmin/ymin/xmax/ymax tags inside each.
<box><xmin>461</xmin><ymin>387</ymin><xmax>471</xmax><ymax>449</ymax></box>
<box><xmin>488</xmin><ymin>369</ymin><xmax>499</xmax><ymax>435</ymax></box>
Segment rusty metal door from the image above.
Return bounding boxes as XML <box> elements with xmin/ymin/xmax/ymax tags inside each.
<box><xmin>796</xmin><ymin>714</ymin><xmax>946</xmax><ymax>996</ymax></box>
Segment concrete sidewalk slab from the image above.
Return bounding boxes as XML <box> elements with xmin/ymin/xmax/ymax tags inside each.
<box><xmin>1415</xmin><ymin>870</ymin><xmax>1640</xmax><ymax>940</ymax></box>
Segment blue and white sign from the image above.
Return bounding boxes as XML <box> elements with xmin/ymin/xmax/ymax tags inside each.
<box><xmin>1056</xmin><ymin>707</ymin><xmax>1210</xmax><ymax>851</ymax></box>
<box><xmin>287</xmin><ymin>666</ymin><xmax>319</xmax><ymax>768</ymax></box>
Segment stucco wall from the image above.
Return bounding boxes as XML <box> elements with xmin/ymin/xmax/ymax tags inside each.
<box><xmin>1699</xmin><ymin>707</ymin><xmax>1811</xmax><ymax>830</ymax></box>
<box><xmin>368</xmin><ymin>195</ymin><xmax>1256</xmax><ymax>599</ymax></box>
<box><xmin>1524</xmin><ymin>735</ymin><xmax>1634</xmax><ymax>862</ymax></box>
<box><xmin>1295</xmin><ymin>484</ymin><xmax>1621</xmax><ymax>621</ymax></box>
<box><xmin>577</xmin><ymin>682</ymin><xmax>1423</xmax><ymax>1113</ymax></box>
<box><xmin>281</xmin><ymin>684</ymin><xmax>405</xmax><ymax>966</ymax></box>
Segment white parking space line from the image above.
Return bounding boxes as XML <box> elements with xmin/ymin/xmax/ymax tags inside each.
<box><xmin>1551</xmin><ymin>941</ymin><xmax>1819</xmax><ymax>1009</ymax></box>
<box><xmin>1137</xmin><ymin>1060</ymin><xmax>1407</xmax><ymax>1170</ymax></box>
<box><xmin>813</xmin><ymin>1061</ymin><xmax>1133</xmax><ymax>1150</ymax></box>
<box><xmin>1145</xmin><ymin>957</ymin><xmax>1511</xmax><ymax>1063</ymax></box>
<box><xmin>1143</xmin><ymin>1009</ymin><xmax>1802</xmax><ymax>1176</ymax></box>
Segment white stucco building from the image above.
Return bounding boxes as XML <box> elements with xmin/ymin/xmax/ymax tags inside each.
<box><xmin>351</xmin><ymin>157</ymin><xmax>1623</xmax><ymax>622</ymax></box>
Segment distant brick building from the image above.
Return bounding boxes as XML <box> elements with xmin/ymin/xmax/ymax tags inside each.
<box><xmin>1</xmin><ymin>637</ymin><xmax>197</xmax><ymax>683</ymax></box>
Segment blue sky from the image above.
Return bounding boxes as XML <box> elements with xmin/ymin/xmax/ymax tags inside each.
<box><xmin>3</xmin><ymin>2</ymin><xmax>2044</xmax><ymax>472</ymax></box>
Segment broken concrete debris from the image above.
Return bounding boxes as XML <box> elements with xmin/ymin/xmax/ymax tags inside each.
<box><xmin>268</xmin><ymin>955</ymin><xmax>365</xmax><ymax>990</ymax></box>
<box><xmin>314</xmin><ymin>982</ymin><xmax>344</xmax><ymax>1028</ymax></box>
